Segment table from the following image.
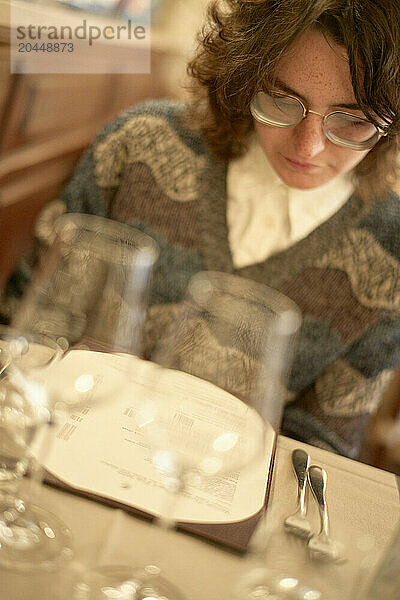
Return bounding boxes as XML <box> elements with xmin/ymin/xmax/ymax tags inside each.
<box><xmin>2</xmin><ymin>436</ymin><xmax>399</xmax><ymax>600</ymax></box>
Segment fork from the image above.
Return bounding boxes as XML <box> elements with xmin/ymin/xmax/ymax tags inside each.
<box><xmin>284</xmin><ymin>448</ymin><xmax>312</xmax><ymax>540</ymax></box>
<box><xmin>307</xmin><ymin>465</ymin><xmax>346</xmax><ymax>563</ymax></box>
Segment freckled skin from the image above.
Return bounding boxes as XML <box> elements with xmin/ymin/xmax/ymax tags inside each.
<box><xmin>254</xmin><ymin>29</ymin><xmax>370</xmax><ymax>189</ymax></box>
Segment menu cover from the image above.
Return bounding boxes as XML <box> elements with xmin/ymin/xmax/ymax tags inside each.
<box><xmin>36</xmin><ymin>351</ymin><xmax>277</xmax><ymax>552</ymax></box>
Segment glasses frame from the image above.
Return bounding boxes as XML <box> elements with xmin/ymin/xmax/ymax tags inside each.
<box><xmin>250</xmin><ymin>90</ymin><xmax>389</xmax><ymax>151</ymax></box>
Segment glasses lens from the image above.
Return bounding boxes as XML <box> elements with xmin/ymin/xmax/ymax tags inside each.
<box><xmin>325</xmin><ymin>113</ymin><xmax>380</xmax><ymax>149</ymax></box>
<box><xmin>251</xmin><ymin>91</ymin><xmax>304</xmax><ymax>127</ymax></box>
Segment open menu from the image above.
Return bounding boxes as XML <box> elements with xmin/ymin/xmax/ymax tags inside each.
<box><xmin>36</xmin><ymin>350</ymin><xmax>276</xmax><ymax>552</ymax></box>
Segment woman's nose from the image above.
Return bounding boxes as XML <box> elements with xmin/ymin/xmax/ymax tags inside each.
<box><xmin>293</xmin><ymin>113</ymin><xmax>326</xmax><ymax>160</ymax></box>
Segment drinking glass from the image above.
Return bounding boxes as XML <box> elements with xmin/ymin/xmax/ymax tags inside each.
<box><xmin>132</xmin><ymin>271</ymin><xmax>302</xmax><ymax>597</ymax></box>
<box><xmin>0</xmin><ymin>325</ymin><xmax>68</xmax><ymax>572</ymax></box>
<box><xmin>4</xmin><ymin>214</ymin><xmax>159</xmax><ymax>576</ymax></box>
<box><xmin>0</xmin><ymin>326</ymin><xmax>64</xmax><ymax>487</ymax></box>
<box><xmin>0</xmin><ymin>344</ymin><xmax>27</xmax><ymax>486</ymax></box>
<box><xmin>14</xmin><ymin>213</ymin><xmax>159</xmax><ymax>409</ymax></box>
<box><xmin>148</xmin><ymin>271</ymin><xmax>301</xmax><ymax>474</ymax></box>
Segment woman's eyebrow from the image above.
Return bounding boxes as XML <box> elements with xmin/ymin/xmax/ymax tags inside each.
<box><xmin>273</xmin><ymin>78</ymin><xmax>362</xmax><ymax>111</ymax></box>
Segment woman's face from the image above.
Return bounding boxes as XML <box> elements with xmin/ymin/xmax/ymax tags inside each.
<box><xmin>253</xmin><ymin>29</ymin><xmax>371</xmax><ymax>189</ymax></box>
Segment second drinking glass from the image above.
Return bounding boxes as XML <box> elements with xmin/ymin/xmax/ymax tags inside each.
<box><xmin>132</xmin><ymin>271</ymin><xmax>302</xmax><ymax>598</ymax></box>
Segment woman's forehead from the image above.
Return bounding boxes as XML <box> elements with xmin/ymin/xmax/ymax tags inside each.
<box><xmin>274</xmin><ymin>29</ymin><xmax>357</xmax><ymax>108</ymax></box>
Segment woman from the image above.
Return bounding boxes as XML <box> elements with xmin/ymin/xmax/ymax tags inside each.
<box><xmin>12</xmin><ymin>0</ymin><xmax>400</xmax><ymax>458</ymax></box>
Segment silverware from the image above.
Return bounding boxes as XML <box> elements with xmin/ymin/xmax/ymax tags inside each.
<box><xmin>307</xmin><ymin>465</ymin><xmax>346</xmax><ymax>563</ymax></box>
<box><xmin>284</xmin><ymin>449</ymin><xmax>312</xmax><ymax>540</ymax></box>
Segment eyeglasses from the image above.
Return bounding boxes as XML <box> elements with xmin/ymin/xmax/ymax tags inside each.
<box><xmin>250</xmin><ymin>90</ymin><xmax>388</xmax><ymax>150</ymax></box>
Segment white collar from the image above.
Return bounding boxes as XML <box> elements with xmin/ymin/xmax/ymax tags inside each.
<box><xmin>226</xmin><ymin>136</ymin><xmax>353</xmax><ymax>268</ymax></box>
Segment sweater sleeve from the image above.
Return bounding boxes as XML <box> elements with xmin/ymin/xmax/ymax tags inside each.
<box><xmin>61</xmin><ymin>108</ymin><xmax>136</xmax><ymax>217</ymax></box>
<box><xmin>1</xmin><ymin>100</ymin><xmax>190</xmax><ymax>322</ymax></box>
<box><xmin>281</xmin><ymin>194</ymin><xmax>400</xmax><ymax>458</ymax></box>
<box><xmin>282</xmin><ymin>338</ymin><xmax>399</xmax><ymax>458</ymax></box>
<box><xmin>62</xmin><ymin>99</ymin><xmax>198</xmax><ymax>219</ymax></box>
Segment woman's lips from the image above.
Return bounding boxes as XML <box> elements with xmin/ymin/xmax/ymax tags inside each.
<box><xmin>283</xmin><ymin>156</ymin><xmax>322</xmax><ymax>172</ymax></box>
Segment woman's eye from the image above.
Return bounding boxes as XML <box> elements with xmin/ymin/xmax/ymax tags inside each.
<box><xmin>347</xmin><ymin>120</ymin><xmax>372</xmax><ymax>130</ymax></box>
<box><xmin>273</xmin><ymin>96</ymin><xmax>296</xmax><ymax>110</ymax></box>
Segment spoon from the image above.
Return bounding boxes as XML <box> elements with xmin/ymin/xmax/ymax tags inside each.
<box><xmin>307</xmin><ymin>465</ymin><xmax>346</xmax><ymax>563</ymax></box>
<box><xmin>284</xmin><ymin>449</ymin><xmax>312</xmax><ymax>540</ymax></box>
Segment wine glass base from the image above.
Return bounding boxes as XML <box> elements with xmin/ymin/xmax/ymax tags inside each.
<box><xmin>0</xmin><ymin>498</ymin><xmax>73</xmax><ymax>572</ymax></box>
<box><xmin>73</xmin><ymin>564</ymin><xmax>186</xmax><ymax>599</ymax></box>
<box><xmin>0</xmin><ymin>464</ymin><xmax>26</xmax><ymax>485</ymax></box>
<box><xmin>235</xmin><ymin>566</ymin><xmax>324</xmax><ymax>600</ymax></box>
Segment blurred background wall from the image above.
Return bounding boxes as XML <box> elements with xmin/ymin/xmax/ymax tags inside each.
<box><xmin>0</xmin><ymin>0</ymin><xmax>208</xmax><ymax>290</ymax></box>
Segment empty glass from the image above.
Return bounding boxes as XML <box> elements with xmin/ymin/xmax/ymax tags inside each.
<box><xmin>14</xmin><ymin>213</ymin><xmax>159</xmax><ymax>410</ymax></box>
<box><xmin>0</xmin><ymin>326</ymin><xmax>63</xmax><ymax>487</ymax></box>
<box><xmin>0</xmin><ymin>326</ymin><xmax>68</xmax><ymax>572</ymax></box>
<box><xmin>133</xmin><ymin>271</ymin><xmax>302</xmax><ymax>598</ymax></box>
<box><xmin>2</xmin><ymin>214</ymin><xmax>159</xmax><ymax>574</ymax></box>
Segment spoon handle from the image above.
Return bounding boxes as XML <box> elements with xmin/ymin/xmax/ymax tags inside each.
<box><xmin>291</xmin><ymin>449</ymin><xmax>310</xmax><ymax>517</ymax></box>
<box><xmin>308</xmin><ymin>465</ymin><xmax>330</xmax><ymax>537</ymax></box>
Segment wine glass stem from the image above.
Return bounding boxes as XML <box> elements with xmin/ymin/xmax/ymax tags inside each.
<box><xmin>157</xmin><ymin>472</ymin><xmax>186</xmax><ymax>532</ymax></box>
<box><xmin>247</xmin><ymin>506</ymin><xmax>273</xmax><ymax>561</ymax></box>
<box><xmin>23</xmin><ymin>418</ymin><xmax>54</xmax><ymax>507</ymax></box>
<box><xmin>140</xmin><ymin>471</ymin><xmax>186</xmax><ymax>580</ymax></box>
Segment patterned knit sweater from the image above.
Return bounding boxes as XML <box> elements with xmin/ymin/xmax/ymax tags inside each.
<box><xmin>43</xmin><ymin>99</ymin><xmax>400</xmax><ymax>458</ymax></box>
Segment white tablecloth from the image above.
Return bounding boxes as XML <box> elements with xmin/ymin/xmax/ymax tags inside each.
<box><xmin>2</xmin><ymin>436</ymin><xmax>399</xmax><ymax>600</ymax></box>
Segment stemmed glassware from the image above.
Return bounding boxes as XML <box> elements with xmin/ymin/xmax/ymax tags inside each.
<box><xmin>5</xmin><ymin>216</ymin><xmax>302</xmax><ymax>597</ymax></box>
<box><xmin>149</xmin><ymin>270</ymin><xmax>301</xmax><ymax>479</ymax></box>
<box><xmin>2</xmin><ymin>213</ymin><xmax>159</xmax><ymax>575</ymax></box>
<box><xmin>0</xmin><ymin>341</ymin><xmax>29</xmax><ymax>487</ymax></box>
<box><xmin>14</xmin><ymin>213</ymin><xmax>159</xmax><ymax>412</ymax></box>
<box><xmin>131</xmin><ymin>271</ymin><xmax>302</xmax><ymax>598</ymax></box>
<box><xmin>15</xmin><ymin>213</ymin><xmax>159</xmax><ymax>357</ymax></box>
<box><xmin>0</xmin><ymin>325</ymin><xmax>68</xmax><ymax>572</ymax></box>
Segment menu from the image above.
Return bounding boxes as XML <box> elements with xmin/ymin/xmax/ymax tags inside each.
<box><xmin>35</xmin><ymin>350</ymin><xmax>276</xmax><ymax>551</ymax></box>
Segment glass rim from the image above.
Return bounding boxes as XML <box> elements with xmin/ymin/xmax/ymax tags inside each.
<box><xmin>0</xmin><ymin>324</ymin><xmax>63</xmax><ymax>353</ymax></box>
<box><xmin>0</xmin><ymin>324</ymin><xmax>65</xmax><ymax>369</ymax></box>
<box><xmin>187</xmin><ymin>271</ymin><xmax>302</xmax><ymax>335</ymax></box>
<box><xmin>53</xmin><ymin>212</ymin><xmax>160</xmax><ymax>266</ymax></box>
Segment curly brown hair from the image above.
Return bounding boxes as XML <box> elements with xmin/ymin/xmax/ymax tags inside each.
<box><xmin>186</xmin><ymin>0</ymin><xmax>400</xmax><ymax>202</ymax></box>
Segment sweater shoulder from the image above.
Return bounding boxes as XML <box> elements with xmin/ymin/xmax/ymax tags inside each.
<box><xmin>96</xmin><ymin>99</ymin><xmax>207</xmax><ymax>156</ymax></box>
<box><xmin>358</xmin><ymin>192</ymin><xmax>400</xmax><ymax>260</ymax></box>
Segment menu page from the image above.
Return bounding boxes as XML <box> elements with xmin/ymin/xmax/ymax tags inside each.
<box><xmin>36</xmin><ymin>351</ymin><xmax>275</xmax><ymax>525</ymax></box>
